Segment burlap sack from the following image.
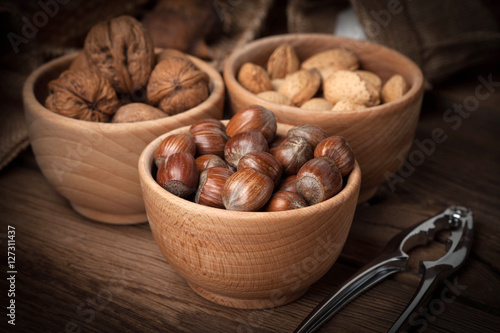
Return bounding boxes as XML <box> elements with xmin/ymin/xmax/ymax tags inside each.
<box><xmin>349</xmin><ymin>0</ymin><xmax>500</xmax><ymax>83</ymax></box>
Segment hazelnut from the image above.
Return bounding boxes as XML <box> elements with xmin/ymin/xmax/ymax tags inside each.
<box><xmin>192</xmin><ymin>129</ymin><xmax>228</xmax><ymax>157</ymax></box>
<box><xmin>155</xmin><ymin>134</ymin><xmax>196</xmax><ymax>168</ymax></box>
<box><xmin>301</xmin><ymin>98</ymin><xmax>334</xmax><ymax>111</ymax></box>
<box><xmin>195</xmin><ymin>167</ymin><xmax>234</xmax><ymax>208</ymax></box>
<box><xmin>256</xmin><ymin>91</ymin><xmax>294</xmax><ymax>106</ymax></box>
<box><xmin>301</xmin><ymin>48</ymin><xmax>359</xmax><ymax>71</ymax></box>
<box><xmin>272</xmin><ymin>136</ymin><xmax>313</xmax><ymax>176</ymax></box>
<box><xmin>156</xmin><ymin>152</ymin><xmax>199</xmax><ymax>198</ymax></box>
<box><xmin>287</xmin><ymin>124</ymin><xmax>328</xmax><ymax>149</ymax></box>
<box><xmin>267</xmin><ymin>43</ymin><xmax>300</xmax><ymax>79</ymax></box>
<box><xmin>112</xmin><ymin>103</ymin><xmax>167</xmax><ymax>123</ymax></box>
<box><xmin>224</xmin><ymin>131</ymin><xmax>269</xmax><ymax>168</ymax></box>
<box><xmin>226</xmin><ymin>105</ymin><xmax>277</xmax><ymax>143</ymax></box>
<box><xmin>314</xmin><ymin>136</ymin><xmax>355</xmax><ymax>177</ymax></box>
<box><xmin>295</xmin><ymin>157</ymin><xmax>343</xmax><ymax>205</ymax></box>
<box><xmin>278</xmin><ymin>68</ymin><xmax>321</xmax><ymax>106</ymax></box>
<box><xmin>381</xmin><ymin>74</ymin><xmax>408</xmax><ymax>103</ymax></box>
<box><xmin>189</xmin><ymin>118</ymin><xmax>226</xmax><ymax>135</ymax></box>
<box><xmin>238</xmin><ymin>152</ymin><xmax>283</xmax><ymax>187</ymax></box>
<box><xmin>222</xmin><ymin>168</ymin><xmax>274</xmax><ymax>211</ymax></box>
<box><xmin>196</xmin><ymin>154</ymin><xmax>229</xmax><ymax>172</ymax></box>
<box><xmin>270</xmin><ymin>133</ymin><xmax>287</xmax><ymax>149</ymax></box>
<box><xmin>265</xmin><ymin>191</ymin><xmax>308</xmax><ymax>212</ymax></box>
<box><xmin>237</xmin><ymin>62</ymin><xmax>272</xmax><ymax>94</ymax></box>
<box><xmin>277</xmin><ymin>175</ymin><xmax>298</xmax><ymax>194</ymax></box>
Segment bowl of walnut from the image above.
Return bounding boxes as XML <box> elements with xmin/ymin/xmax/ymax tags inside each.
<box><xmin>224</xmin><ymin>33</ymin><xmax>424</xmax><ymax>203</ymax></box>
<box><xmin>138</xmin><ymin>106</ymin><xmax>361</xmax><ymax>309</ymax></box>
<box><xmin>23</xmin><ymin>16</ymin><xmax>225</xmax><ymax>224</ymax></box>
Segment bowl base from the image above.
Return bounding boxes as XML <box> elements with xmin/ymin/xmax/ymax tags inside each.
<box><xmin>188</xmin><ymin>282</ymin><xmax>308</xmax><ymax>309</ymax></box>
<box><xmin>71</xmin><ymin>204</ymin><xmax>148</xmax><ymax>224</ymax></box>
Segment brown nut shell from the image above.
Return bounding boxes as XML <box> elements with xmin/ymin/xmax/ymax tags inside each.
<box><xmin>222</xmin><ymin>168</ymin><xmax>274</xmax><ymax>211</ymax></box>
<box><xmin>156</xmin><ymin>152</ymin><xmax>199</xmax><ymax>198</ymax></box>
<box><xmin>155</xmin><ymin>134</ymin><xmax>196</xmax><ymax>168</ymax></box>
<box><xmin>238</xmin><ymin>152</ymin><xmax>283</xmax><ymax>187</ymax></box>
<box><xmin>237</xmin><ymin>62</ymin><xmax>272</xmax><ymax>94</ymax></box>
<box><xmin>226</xmin><ymin>105</ymin><xmax>277</xmax><ymax>143</ymax></box>
<box><xmin>45</xmin><ymin>70</ymin><xmax>120</xmax><ymax>122</ymax></box>
<box><xmin>224</xmin><ymin>131</ymin><xmax>269</xmax><ymax>168</ymax></box>
<box><xmin>195</xmin><ymin>167</ymin><xmax>234</xmax><ymax>208</ymax></box>
<box><xmin>277</xmin><ymin>175</ymin><xmax>299</xmax><ymax>194</ymax></box>
<box><xmin>267</xmin><ymin>43</ymin><xmax>300</xmax><ymax>79</ymax></box>
<box><xmin>195</xmin><ymin>154</ymin><xmax>228</xmax><ymax>172</ymax></box>
<box><xmin>296</xmin><ymin>156</ymin><xmax>343</xmax><ymax>205</ymax></box>
<box><xmin>265</xmin><ymin>191</ymin><xmax>308</xmax><ymax>212</ymax></box>
<box><xmin>272</xmin><ymin>136</ymin><xmax>314</xmax><ymax>176</ymax></box>
<box><xmin>314</xmin><ymin>136</ymin><xmax>355</xmax><ymax>176</ymax></box>
<box><xmin>147</xmin><ymin>56</ymin><xmax>209</xmax><ymax>115</ymax></box>
<box><xmin>189</xmin><ymin>118</ymin><xmax>226</xmax><ymax>135</ymax></box>
<box><xmin>192</xmin><ymin>129</ymin><xmax>228</xmax><ymax>157</ymax></box>
<box><xmin>84</xmin><ymin>15</ymin><xmax>155</xmax><ymax>96</ymax></box>
<box><xmin>287</xmin><ymin>124</ymin><xmax>328</xmax><ymax>149</ymax></box>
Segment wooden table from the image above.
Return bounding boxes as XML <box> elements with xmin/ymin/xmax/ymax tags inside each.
<box><xmin>1</xmin><ymin>68</ymin><xmax>499</xmax><ymax>333</ymax></box>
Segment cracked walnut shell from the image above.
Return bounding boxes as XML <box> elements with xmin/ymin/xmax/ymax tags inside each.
<box><xmin>84</xmin><ymin>15</ymin><xmax>155</xmax><ymax>97</ymax></box>
<box><xmin>45</xmin><ymin>70</ymin><xmax>121</xmax><ymax>122</ymax></box>
<box><xmin>147</xmin><ymin>56</ymin><xmax>209</xmax><ymax>115</ymax></box>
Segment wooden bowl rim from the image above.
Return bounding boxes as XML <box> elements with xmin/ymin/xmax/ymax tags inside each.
<box><xmin>138</xmin><ymin>121</ymin><xmax>362</xmax><ymax>223</ymax></box>
<box><xmin>223</xmin><ymin>33</ymin><xmax>424</xmax><ymax>116</ymax></box>
<box><xmin>22</xmin><ymin>51</ymin><xmax>225</xmax><ymax>132</ymax></box>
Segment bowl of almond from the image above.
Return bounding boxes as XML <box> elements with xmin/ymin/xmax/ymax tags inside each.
<box><xmin>224</xmin><ymin>34</ymin><xmax>424</xmax><ymax>202</ymax></box>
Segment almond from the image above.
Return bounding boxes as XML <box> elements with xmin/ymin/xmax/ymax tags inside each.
<box><xmin>237</xmin><ymin>62</ymin><xmax>272</xmax><ymax>94</ymax></box>
<box><xmin>301</xmin><ymin>98</ymin><xmax>333</xmax><ymax>111</ymax></box>
<box><xmin>381</xmin><ymin>74</ymin><xmax>408</xmax><ymax>103</ymax></box>
<box><xmin>301</xmin><ymin>48</ymin><xmax>359</xmax><ymax>71</ymax></box>
<box><xmin>278</xmin><ymin>68</ymin><xmax>321</xmax><ymax>106</ymax></box>
<box><xmin>271</xmin><ymin>78</ymin><xmax>285</xmax><ymax>91</ymax></box>
<box><xmin>331</xmin><ymin>100</ymin><xmax>366</xmax><ymax>112</ymax></box>
<box><xmin>318</xmin><ymin>65</ymin><xmax>348</xmax><ymax>82</ymax></box>
<box><xmin>355</xmin><ymin>70</ymin><xmax>382</xmax><ymax>91</ymax></box>
<box><xmin>257</xmin><ymin>91</ymin><xmax>294</xmax><ymax>106</ymax></box>
<box><xmin>267</xmin><ymin>43</ymin><xmax>300</xmax><ymax>79</ymax></box>
<box><xmin>323</xmin><ymin>70</ymin><xmax>378</xmax><ymax>106</ymax></box>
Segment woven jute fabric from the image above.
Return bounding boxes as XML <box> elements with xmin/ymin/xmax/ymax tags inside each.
<box><xmin>349</xmin><ymin>0</ymin><xmax>500</xmax><ymax>83</ymax></box>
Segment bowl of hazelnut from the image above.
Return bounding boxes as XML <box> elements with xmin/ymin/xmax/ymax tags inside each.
<box><xmin>223</xmin><ymin>33</ymin><xmax>424</xmax><ymax>202</ymax></box>
<box><xmin>138</xmin><ymin>105</ymin><xmax>361</xmax><ymax>309</ymax></box>
<box><xmin>23</xmin><ymin>16</ymin><xmax>225</xmax><ymax>224</ymax></box>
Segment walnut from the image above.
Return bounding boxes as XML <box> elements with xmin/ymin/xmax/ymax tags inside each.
<box><xmin>147</xmin><ymin>56</ymin><xmax>209</xmax><ymax>115</ymax></box>
<box><xmin>45</xmin><ymin>70</ymin><xmax>121</xmax><ymax>122</ymax></box>
<box><xmin>84</xmin><ymin>15</ymin><xmax>155</xmax><ymax>97</ymax></box>
<box><xmin>112</xmin><ymin>103</ymin><xmax>168</xmax><ymax>123</ymax></box>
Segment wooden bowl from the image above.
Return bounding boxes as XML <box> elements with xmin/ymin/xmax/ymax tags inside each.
<box><xmin>224</xmin><ymin>34</ymin><xmax>424</xmax><ymax>202</ymax></box>
<box><xmin>23</xmin><ymin>52</ymin><xmax>224</xmax><ymax>224</ymax></box>
<box><xmin>138</xmin><ymin>121</ymin><xmax>361</xmax><ymax>309</ymax></box>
